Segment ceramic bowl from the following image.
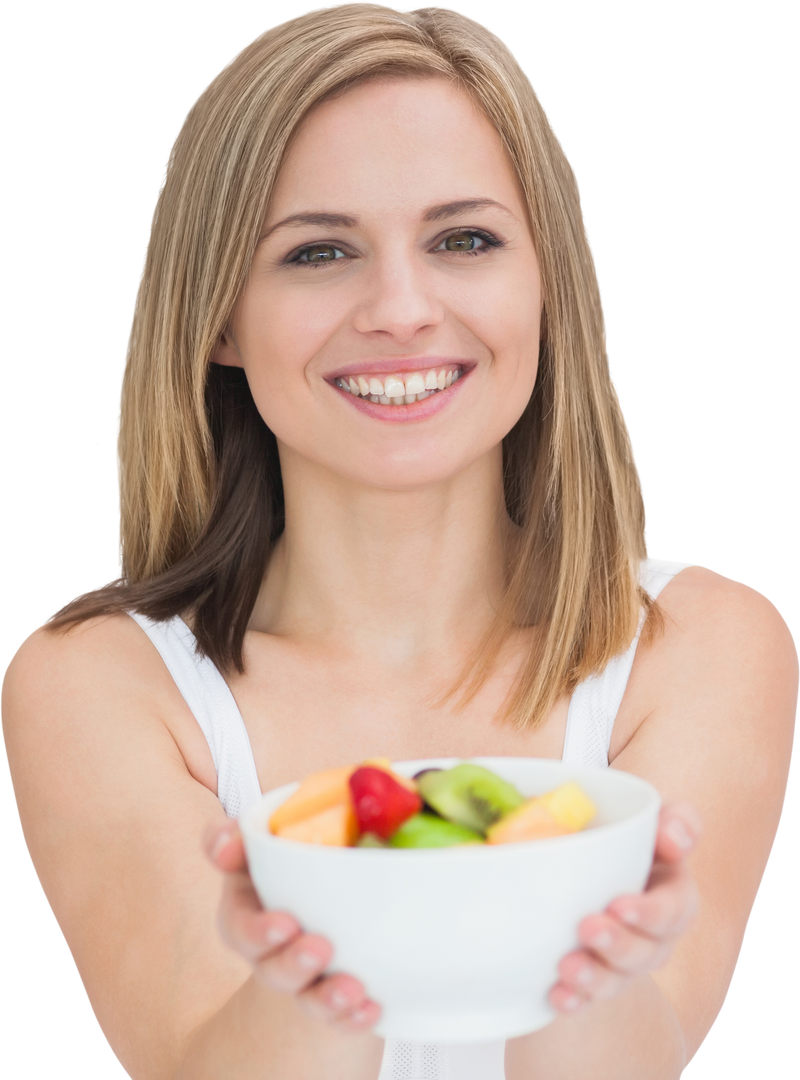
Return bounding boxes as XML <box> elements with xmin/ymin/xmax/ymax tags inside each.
<box><xmin>239</xmin><ymin>756</ymin><xmax>660</xmax><ymax>1042</ymax></box>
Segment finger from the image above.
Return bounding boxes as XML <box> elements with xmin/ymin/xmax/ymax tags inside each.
<box><xmin>257</xmin><ymin>937</ymin><xmax>382</xmax><ymax>1029</ymax></box>
<box><xmin>332</xmin><ymin>999</ymin><xmax>383</xmax><ymax>1032</ymax></box>
<box><xmin>553</xmin><ymin>939</ymin><xmax>673</xmax><ymax>1008</ymax></box>
<box><xmin>548</xmin><ymin>982</ymin><xmax>591</xmax><ymax>1015</ymax></box>
<box><xmin>215</xmin><ymin>861</ymin><xmax>303</xmax><ymax>959</ymax></box>
<box><xmin>576</xmin><ymin>913</ymin><xmax>675</xmax><ymax>976</ymax></box>
<box><xmin>206</xmin><ymin>819</ymin><xmax>298</xmax><ymax>958</ymax></box>
<box><xmin>653</xmin><ymin>802</ymin><xmax>703</xmax><ymax>864</ymax></box>
<box><xmin>253</xmin><ymin>932</ymin><xmax>334</xmax><ymax>995</ymax></box>
<box><xmin>295</xmin><ymin>972</ymin><xmax>378</xmax><ymax>1026</ymax></box>
<box><xmin>557</xmin><ymin>924</ymin><xmax>678</xmax><ymax>989</ymax></box>
<box><xmin>605</xmin><ymin>861</ymin><xmax>699</xmax><ymax>938</ymax></box>
<box><xmin>204</xmin><ymin>820</ymin><xmax>248</xmax><ymax>873</ymax></box>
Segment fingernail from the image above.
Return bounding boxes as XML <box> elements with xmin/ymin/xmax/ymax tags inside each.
<box><xmin>590</xmin><ymin>930</ymin><xmax>614</xmax><ymax>950</ymax></box>
<box><xmin>295</xmin><ymin>954</ymin><xmax>321</xmax><ymax>972</ymax></box>
<box><xmin>330</xmin><ymin>989</ymin><xmax>351</xmax><ymax>1009</ymax></box>
<box><xmin>576</xmin><ymin>965</ymin><xmax>594</xmax><ymax>987</ymax></box>
<box><xmin>266</xmin><ymin>925</ymin><xmax>291</xmax><ymax>946</ymax></box>
<box><xmin>210</xmin><ymin>828</ymin><xmax>233</xmax><ymax>861</ymax></box>
<box><xmin>620</xmin><ymin>908</ymin><xmax>640</xmax><ymax>925</ymax></box>
<box><xmin>351</xmin><ymin>1008</ymin><xmax>371</xmax><ymax>1023</ymax></box>
<box><xmin>665</xmin><ymin>819</ymin><xmax>694</xmax><ymax>851</ymax></box>
<box><xmin>562</xmin><ymin>993</ymin><xmax>582</xmax><ymax>1011</ymax></box>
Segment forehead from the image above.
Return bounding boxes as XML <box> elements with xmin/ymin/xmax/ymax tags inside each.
<box><xmin>266</xmin><ymin>76</ymin><xmax>524</xmax><ymax>224</ymax></box>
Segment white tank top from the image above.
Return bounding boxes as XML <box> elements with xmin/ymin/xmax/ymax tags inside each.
<box><xmin>130</xmin><ymin>558</ymin><xmax>686</xmax><ymax>1080</ymax></box>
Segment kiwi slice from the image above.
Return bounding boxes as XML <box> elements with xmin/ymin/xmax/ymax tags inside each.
<box><xmin>388</xmin><ymin>812</ymin><xmax>484</xmax><ymax>848</ymax></box>
<box><xmin>416</xmin><ymin>764</ymin><xmax>524</xmax><ymax>834</ymax></box>
<box><xmin>412</xmin><ymin>767</ymin><xmax>445</xmax><ymax>816</ymax></box>
<box><xmin>356</xmin><ymin>831</ymin><xmax>390</xmax><ymax>848</ymax></box>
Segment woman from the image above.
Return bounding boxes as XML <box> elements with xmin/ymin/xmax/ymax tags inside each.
<box><xmin>2</xmin><ymin>5</ymin><xmax>796</xmax><ymax>1079</ymax></box>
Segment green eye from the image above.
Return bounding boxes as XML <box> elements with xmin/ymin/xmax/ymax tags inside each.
<box><xmin>295</xmin><ymin>246</ymin><xmax>341</xmax><ymax>264</ymax></box>
<box><xmin>444</xmin><ymin>233</ymin><xmax>479</xmax><ymax>251</ymax></box>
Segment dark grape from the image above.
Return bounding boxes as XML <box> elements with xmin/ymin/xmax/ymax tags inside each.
<box><xmin>412</xmin><ymin>764</ymin><xmax>442</xmax><ymax>781</ymax></box>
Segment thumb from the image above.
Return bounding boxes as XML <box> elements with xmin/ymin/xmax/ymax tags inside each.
<box><xmin>654</xmin><ymin>802</ymin><xmax>703</xmax><ymax>863</ymax></box>
<box><xmin>203</xmin><ymin>819</ymin><xmax>248</xmax><ymax>873</ymax></box>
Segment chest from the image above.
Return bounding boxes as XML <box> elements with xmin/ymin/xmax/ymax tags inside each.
<box><xmin>168</xmin><ymin>626</ymin><xmax>656</xmax><ymax>803</ymax></box>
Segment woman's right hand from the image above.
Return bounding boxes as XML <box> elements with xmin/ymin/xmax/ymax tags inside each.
<box><xmin>204</xmin><ymin>819</ymin><xmax>383</xmax><ymax>1033</ymax></box>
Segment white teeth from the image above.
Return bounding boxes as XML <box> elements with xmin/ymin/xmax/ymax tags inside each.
<box><xmin>339</xmin><ymin>366</ymin><xmax>464</xmax><ymax>404</ymax></box>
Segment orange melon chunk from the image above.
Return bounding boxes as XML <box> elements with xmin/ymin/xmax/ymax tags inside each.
<box><xmin>268</xmin><ymin>765</ymin><xmax>353</xmax><ymax>834</ymax></box>
<box><xmin>276</xmin><ymin>801</ymin><xmax>359</xmax><ymax>846</ymax></box>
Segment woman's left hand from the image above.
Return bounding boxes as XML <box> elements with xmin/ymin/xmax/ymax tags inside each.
<box><xmin>549</xmin><ymin>801</ymin><xmax>702</xmax><ymax>1014</ymax></box>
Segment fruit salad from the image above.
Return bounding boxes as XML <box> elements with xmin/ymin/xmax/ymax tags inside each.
<box><xmin>267</xmin><ymin>760</ymin><xmax>597</xmax><ymax>848</ymax></box>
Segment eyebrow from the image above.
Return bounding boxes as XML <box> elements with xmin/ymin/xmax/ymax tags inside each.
<box><xmin>260</xmin><ymin>198</ymin><xmax>517</xmax><ymax>242</ymax></box>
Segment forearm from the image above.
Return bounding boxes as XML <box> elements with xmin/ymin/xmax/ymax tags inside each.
<box><xmin>504</xmin><ymin>975</ymin><xmax>686</xmax><ymax>1080</ymax></box>
<box><xmin>175</xmin><ymin>975</ymin><xmax>384</xmax><ymax>1080</ymax></box>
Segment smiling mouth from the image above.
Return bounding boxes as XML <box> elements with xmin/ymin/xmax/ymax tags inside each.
<box><xmin>330</xmin><ymin>369</ymin><xmax>464</xmax><ymax>406</ymax></box>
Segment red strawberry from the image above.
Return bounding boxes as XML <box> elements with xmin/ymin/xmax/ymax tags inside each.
<box><xmin>348</xmin><ymin>766</ymin><xmax>422</xmax><ymax>840</ymax></box>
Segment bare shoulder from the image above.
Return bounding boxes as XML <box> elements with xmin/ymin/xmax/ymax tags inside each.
<box><xmin>2</xmin><ymin>609</ymin><xmax>165</xmax><ymax>699</ymax></box>
<box><xmin>656</xmin><ymin>561</ymin><xmax>794</xmax><ymax>622</ymax></box>
<box><xmin>647</xmin><ymin>557</ymin><xmax>794</xmax><ymax>691</ymax></box>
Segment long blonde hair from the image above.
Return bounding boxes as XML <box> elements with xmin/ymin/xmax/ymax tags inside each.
<box><xmin>53</xmin><ymin>4</ymin><xmax>654</xmax><ymax>730</ymax></box>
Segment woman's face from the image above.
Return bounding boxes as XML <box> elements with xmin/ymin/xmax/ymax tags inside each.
<box><xmin>217</xmin><ymin>76</ymin><xmax>543</xmax><ymax>490</ymax></box>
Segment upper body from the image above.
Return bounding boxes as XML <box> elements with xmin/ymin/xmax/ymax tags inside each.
<box><xmin>5</xmin><ymin>562</ymin><xmax>795</xmax><ymax>1080</ymax></box>
<box><xmin>2</xmin><ymin>6</ymin><xmax>797</xmax><ymax>1080</ymax></box>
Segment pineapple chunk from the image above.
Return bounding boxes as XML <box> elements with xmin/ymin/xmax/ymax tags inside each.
<box><xmin>539</xmin><ymin>782</ymin><xmax>596</xmax><ymax>832</ymax></box>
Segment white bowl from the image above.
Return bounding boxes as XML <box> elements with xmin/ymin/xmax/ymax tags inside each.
<box><xmin>239</xmin><ymin>756</ymin><xmax>660</xmax><ymax>1043</ymax></box>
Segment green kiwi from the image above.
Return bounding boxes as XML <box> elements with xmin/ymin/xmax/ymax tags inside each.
<box><xmin>387</xmin><ymin>812</ymin><xmax>484</xmax><ymax>848</ymax></box>
<box><xmin>356</xmin><ymin>831</ymin><xmax>390</xmax><ymax>848</ymax></box>
<box><xmin>415</xmin><ymin>763</ymin><xmax>524</xmax><ymax>833</ymax></box>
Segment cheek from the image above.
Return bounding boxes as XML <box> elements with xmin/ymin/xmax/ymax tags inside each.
<box><xmin>448</xmin><ymin>271</ymin><xmax>541</xmax><ymax>379</ymax></box>
<box><xmin>235</xmin><ymin>283</ymin><xmax>343</xmax><ymax>391</ymax></box>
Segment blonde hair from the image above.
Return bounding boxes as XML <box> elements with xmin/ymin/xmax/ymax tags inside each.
<box><xmin>54</xmin><ymin>4</ymin><xmax>654</xmax><ymax>730</ymax></box>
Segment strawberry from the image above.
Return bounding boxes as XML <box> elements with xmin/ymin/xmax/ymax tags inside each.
<box><xmin>348</xmin><ymin>766</ymin><xmax>422</xmax><ymax>840</ymax></box>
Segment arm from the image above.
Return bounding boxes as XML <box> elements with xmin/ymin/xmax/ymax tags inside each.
<box><xmin>2</xmin><ymin>615</ymin><xmax>383</xmax><ymax>1080</ymax></box>
<box><xmin>506</xmin><ymin>567</ymin><xmax>797</xmax><ymax>1078</ymax></box>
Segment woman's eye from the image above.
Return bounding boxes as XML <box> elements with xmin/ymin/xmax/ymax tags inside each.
<box><xmin>295</xmin><ymin>244</ymin><xmax>346</xmax><ymax>265</ymax></box>
<box><xmin>435</xmin><ymin>231</ymin><xmax>498</xmax><ymax>254</ymax></box>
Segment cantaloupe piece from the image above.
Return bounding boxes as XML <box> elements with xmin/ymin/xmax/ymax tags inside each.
<box><xmin>268</xmin><ymin>765</ymin><xmax>353</xmax><ymax>833</ymax></box>
<box><xmin>275</xmin><ymin>801</ymin><xmax>359</xmax><ymax>846</ymax></box>
<box><xmin>268</xmin><ymin>758</ymin><xmax>415</xmax><ymax>836</ymax></box>
<box><xmin>486</xmin><ymin>782</ymin><xmax>596</xmax><ymax>845</ymax></box>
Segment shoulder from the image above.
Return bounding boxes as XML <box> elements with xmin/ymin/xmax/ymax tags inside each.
<box><xmin>641</xmin><ymin>564</ymin><xmax>796</xmax><ymax>719</ymax></box>
<box><xmin>613</xmin><ymin>564</ymin><xmax>797</xmax><ymax>768</ymax></box>
<box><xmin>3</xmin><ymin>613</ymin><xmax>179</xmax><ymax>759</ymax></box>
<box><xmin>5</xmin><ymin>612</ymin><xmax>161</xmax><ymax>703</ymax></box>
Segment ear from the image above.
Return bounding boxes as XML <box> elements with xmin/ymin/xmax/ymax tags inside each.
<box><xmin>211</xmin><ymin>332</ymin><xmax>244</xmax><ymax>368</ymax></box>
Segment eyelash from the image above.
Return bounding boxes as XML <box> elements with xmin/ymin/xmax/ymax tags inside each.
<box><xmin>286</xmin><ymin>228</ymin><xmax>505</xmax><ymax>268</ymax></box>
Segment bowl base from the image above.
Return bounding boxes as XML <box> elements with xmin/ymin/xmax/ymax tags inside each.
<box><xmin>373</xmin><ymin>1000</ymin><xmax>556</xmax><ymax>1043</ymax></box>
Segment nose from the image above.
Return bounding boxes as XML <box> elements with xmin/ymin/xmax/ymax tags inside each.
<box><xmin>352</xmin><ymin>256</ymin><xmax>444</xmax><ymax>343</ymax></box>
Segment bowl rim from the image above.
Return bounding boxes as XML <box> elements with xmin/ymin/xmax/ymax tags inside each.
<box><xmin>240</xmin><ymin>756</ymin><xmax>661</xmax><ymax>858</ymax></box>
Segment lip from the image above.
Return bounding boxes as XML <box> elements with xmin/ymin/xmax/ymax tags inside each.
<box><xmin>327</xmin><ymin>357</ymin><xmax>477</xmax><ymax>380</ymax></box>
<box><xmin>331</xmin><ymin>365</ymin><xmax>472</xmax><ymax>423</ymax></box>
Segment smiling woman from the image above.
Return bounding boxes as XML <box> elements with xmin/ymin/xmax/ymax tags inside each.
<box><xmin>2</xmin><ymin>5</ymin><xmax>796</xmax><ymax>1080</ymax></box>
